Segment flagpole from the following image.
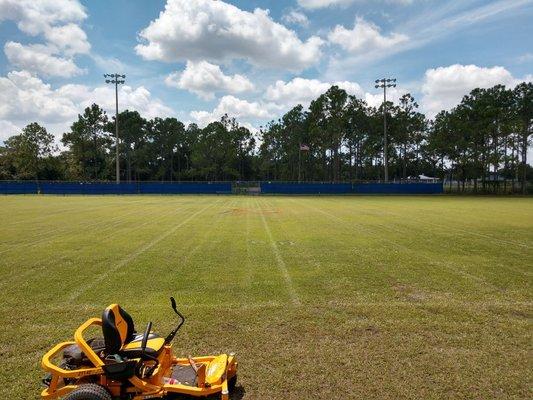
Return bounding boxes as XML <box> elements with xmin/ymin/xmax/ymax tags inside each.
<box><xmin>298</xmin><ymin>146</ymin><xmax>302</xmax><ymax>183</ymax></box>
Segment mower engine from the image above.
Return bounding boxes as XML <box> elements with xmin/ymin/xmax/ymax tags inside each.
<box><xmin>42</xmin><ymin>338</ymin><xmax>105</xmax><ymax>387</ymax></box>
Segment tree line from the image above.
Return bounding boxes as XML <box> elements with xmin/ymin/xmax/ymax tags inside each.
<box><xmin>0</xmin><ymin>82</ymin><xmax>531</xmax><ymax>192</ymax></box>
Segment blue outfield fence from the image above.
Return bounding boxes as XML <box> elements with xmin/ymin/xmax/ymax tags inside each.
<box><xmin>260</xmin><ymin>182</ymin><xmax>353</xmax><ymax>194</ymax></box>
<box><xmin>0</xmin><ymin>181</ymin><xmax>39</xmax><ymax>194</ymax></box>
<box><xmin>0</xmin><ymin>181</ymin><xmax>232</xmax><ymax>195</ymax></box>
<box><xmin>39</xmin><ymin>182</ymin><xmax>138</xmax><ymax>195</ymax></box>
<box><xmin>138</xmin><ymin>182</ymin><xmax>231</xmax><ymax>194</ymax></box>
<box><xmin>0</xmin><ymin>181</ymin><xmax>442</xmax><ymax>195</ymax></box>
<box><xmin>354</xmin><ymin>183</ymin><xmax>443</xmax><ymax>194</ymax></box>
<box><xmin>260</xmin><ymin>182</ymin><xmax>443</xmax><ymax>195</ymax></box>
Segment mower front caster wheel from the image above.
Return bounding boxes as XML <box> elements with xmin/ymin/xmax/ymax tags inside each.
<box><xmin>229</xmin><ymin>374</ymin><xmax>238</xmax><ymax>391</ymax></box>
<box><xmin>63</xmin><ymin>384</ymin><xmax>112</xmax><ymax>400</ymax></box>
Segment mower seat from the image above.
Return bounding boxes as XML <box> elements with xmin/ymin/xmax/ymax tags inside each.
<box><xmin>102</xmin><ymin>304</ymin><xmax>165</xmax><ymax>359</ymax></box>
<box><xmin>121</xmin><ymin>333</ymin><xmax>165</xmax><ymax>358</ymax></box>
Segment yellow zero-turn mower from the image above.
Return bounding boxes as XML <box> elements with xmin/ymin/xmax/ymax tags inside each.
<box><xmin>41</xmin><ymin>297</ymin><xmax>238</xmax><ymax>400</ymax></box>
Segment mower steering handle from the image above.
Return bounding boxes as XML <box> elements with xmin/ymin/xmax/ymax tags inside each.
<box><xmin>164</xmin><ymin>297</ymin><xmax>185</xmax><ymax>345</ymax></box>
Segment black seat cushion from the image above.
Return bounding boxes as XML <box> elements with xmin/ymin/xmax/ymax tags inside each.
<box><xmin>119</xmin><ymin>333</ymin><xmax>165</xmax><ymax>359</ymax></box>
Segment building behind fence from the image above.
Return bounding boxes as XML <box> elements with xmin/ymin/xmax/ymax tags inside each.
<box><xmin>442</xmin><ymin>179</ymin><xmax>529</xmax><ymax>194</ymax></box>
<box><xmin>0</xmin><ymin>181</ymin><xmax>444</xmax><ymax>195</ymax></box>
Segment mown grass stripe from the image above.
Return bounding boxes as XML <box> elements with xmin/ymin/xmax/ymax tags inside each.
<box><xmin>300</xmin><ymin>199</ymin><xmax>503</xmax><ymax>293</ymax></box>
<box><xmin>0</xmin><ymin>202</ymin><xmax>200</xmax><ymax>287</ymax></box>
<box><xmin>257</xmin><ymin>198</ymin><xmax>301</xmax><ymax>306</ymax></box>
<box><xmin>68</xmin><ymin>200</ymin><xmax>218</xmax><ymax>301</ymax></box>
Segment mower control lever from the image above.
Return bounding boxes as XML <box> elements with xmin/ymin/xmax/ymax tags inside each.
<box><xmin>164</xmin><ymin>297</ymin><xmax>186</xmax><ymax>345</ymax></box>
<box><xmin>141</xmin><ymin>322</ymin><xmax>152</xmax><ymax>355</ymax></box>
<box><xmin>139</xmin><ymin>321</ymin><xmax>160</xmax><ymax>378</ymax></box>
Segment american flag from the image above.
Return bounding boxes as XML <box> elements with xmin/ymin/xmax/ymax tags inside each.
<box><xmin>300</xmin><ymin>144</ymin><xmax>310</xmax><ymax>151</ymax></box>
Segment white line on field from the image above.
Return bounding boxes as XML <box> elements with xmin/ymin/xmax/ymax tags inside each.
<box><xmin>257</xmin><ymin>199</ymin><xmax>301</xmax><ymax>306</ymax></box>
<box><xmin>156</xmin><ymin>198</ymin><xmax>233</xmax><ymax>280</ymax></box>
<box><xmin>0</xmin><ymin>205</ymin><xmax>147</xmax><ymax>255</ymax></box>
<box><xmin>0</xmin><ymin>203</ymin><xmax>196</xmax><ymax>289</ymax></box>
<box><xmin>68</xmin><ymin>200</ymin><xmax>217</xmax><ymax>301</ymax></box>
<box><xmin>323</xmin><ymin>197</ymin><xmax>531</xmax><ymax>276</ymax></box>
<box><xmin>5</xmin><ymin>201</ymin><xmax>120</xmax><ymax>227</ymax></box>
<box><xmin>331</xmin><ymin>198</ymin><xmax>531</xmax><ymax>250</ymax></box>
<box><xmin>244</xmin><ymin>198</ymin><xmax>253</xmax><ymax>288</ymax></box>
<box><xmin>301</xmin><ymin>200</ymin><xmax>502</xmax><ymax>292</ymax></box>
<box><xmin>421</xmin><ymin>220</ymin><xmax>530</xmax><ymax>249</ymax></box>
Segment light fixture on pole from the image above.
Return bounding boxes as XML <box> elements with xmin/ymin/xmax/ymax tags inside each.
<box><xmin>104</xmin><ymin>73</ymin><xmax>126</xmax><ymax>184</ymax></box>
<box><xmin>375</xmin><ymin>78</ymin><xmax>396</xmax><ymax>182</ymax></box>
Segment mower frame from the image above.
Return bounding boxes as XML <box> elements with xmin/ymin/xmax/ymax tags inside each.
<box><xmin>41</xmin><ymin>316</ymin><xmax>237</xmax><ymax>399</ymax></box>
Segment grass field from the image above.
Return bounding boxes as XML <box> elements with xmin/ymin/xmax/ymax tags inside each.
<box><xmin>0</xmin><ymin>195</ymin><xmax>532</xmax><ymax>399</ymax></box>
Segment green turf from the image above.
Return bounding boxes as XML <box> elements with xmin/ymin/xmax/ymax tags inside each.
<box><xmin>0</xmin><ymin>195</ymin><xmax>531</xmax><ymax>399</ymax></box>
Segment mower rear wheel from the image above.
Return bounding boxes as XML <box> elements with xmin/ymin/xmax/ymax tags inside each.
<box><xmin>63</xmin><ymin>384</ymin><xmax>112</xmax><ymax>400</ymax></box>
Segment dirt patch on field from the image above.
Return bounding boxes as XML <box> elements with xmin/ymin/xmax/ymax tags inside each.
<box><xmin>487</xmin><ymin>306</ymin><xmax>532</xmax><ymax>319</ymax></box>
<box><xmin>392</xmin><ymin>282</ymin><xmax>428</xmax><ymax>303</ymax></box>
<box><xmin>220</xmin><ymin>207</ymin><xmax>248</xmax><ymax>215</ymax></box>
<box><xmin>220</xmin><ymin>207</ymin><xmax>280</xmax><ymax>215</ymax></box>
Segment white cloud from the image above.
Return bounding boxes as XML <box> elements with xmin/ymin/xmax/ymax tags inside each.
<box><xmin>4</xmin><ymin>42</ymin><xmax>85</xmax><ymax>78</ymax></box>
<box><xmin>91</xmin><ymin>55</ymin><xmax>128</xmax><ymax>73</ymax></box>
<box><xmin>0</xmin><ymin>71</ymin><xmax>78</xmax><ymax>123</ymax></box>
<box><xmin>395</xmin><ymin>0</ymin><xmax>529</xmax><ymax>56</ymax></box>
<box><xmin>265</xmin><ymin>77</ymin><xmax>365</xmax><ymax>111</ymax></box>
<box><xmin>363</xmin><ymin>87</ymin><xmax>404</xmax><ymax>108</ymax></box>
<box><xmin>324</xmin><ymin>0</ymin><xmax>530</xmax><ymax>79</ymax></box>
<box><xmin>298</xmin><ymin>0</ymin><xmax>355</xmax><ymax>9</ymax></box>
<box><xmin>165</xmin><ymin>60</ymin><xmax>254</xmax><ymax>100</ymax></box>
<box><xmin>0</xmin><ymin>120</ymin><xmax>20</xmax><ymax>142</ymax></box>
<box><xmin>135</xmin><ymin>0</ymin><xmax>323</xmax><ymax>71</ymax></box>
<box><xmin>191</xmin><ymin>78</ymin><xmax>373</xmax><ymax>128</ymax></box>
<box><xmin>190</xmin><ymin>95</ymin><xmax>272</xmax><ymax>127</ymax></box>
<box><xmin>0</xmin><ymin>0</ymin><xmax>90</xmax><ymax>77</ymax></box>
<box><xmin>43</xmin><ymin>23</ymin><xmax>90</xmax><ymax>56</ymax></box>
<box><xmin>297</xmin><ymin>0</ymin><xmax>355</xmax><ymax>8</ymax></box>
<box><xmin>0</xmin><ymin>0</ymin><xmax>87</xmax><ymax>35</ymax></box>
<box><xmin>282</xmin><ymin>10</ymin><xmax>310</xmax><ymax>27</ymax></box>
<box><xmin>264</xmin><ymin>77</ymin><xmax>409</xmax><ymax>113</ymax></box>
<box><xmin>421</xmin><ymin>64</ymin><xmax>532</xmax><ymax>117</ymax></box>
<box><xmin>328</xmin><ymin>17</ymin><xmax>408</xmax><ymax>54</ymax></box>
<box><xmin>0</xmin><ymin>70</ymin><xmax>173</xmax><ymax>140</ymax></box>
<box><xmin>57</xmin><ymin>85</ymin><xmax>174</xmax><ymax>121</ymax></box>
<box><xmin>517</xmin><ymin>53</ymin><xmax>533</xmax><ymax>63</ymax></box>
<box><xmin>298</xmin><ymin>0</ymin><xmax>413</xmax><ymax>9</ymax></box>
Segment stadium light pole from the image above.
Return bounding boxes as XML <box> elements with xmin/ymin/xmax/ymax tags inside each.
<box><xmin>375</xmin><ymin>78</ymin><xmax>396</xmax><ymax>182</ymax></box>
<box><xmin>104</xmin><ymin>73</ymin><xmax>126</xmax><ymax>184</ymax></box>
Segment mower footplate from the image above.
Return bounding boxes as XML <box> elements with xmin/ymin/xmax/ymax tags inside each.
<box><xmin>171</xmin><ymin>365</ymin><xmax>197</xmax><ymax>387</ymax></box>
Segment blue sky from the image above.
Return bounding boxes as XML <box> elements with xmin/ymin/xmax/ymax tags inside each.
<box><xmin>0</xmin><ymin>0</ymin><xmax>532</xmax><ymax>142</ymax></box>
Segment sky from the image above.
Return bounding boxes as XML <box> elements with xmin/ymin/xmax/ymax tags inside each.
<box><xmin>0</xmin><ymin>0</ymin><xmax>532</xmax><ymax>144</ymax></box>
